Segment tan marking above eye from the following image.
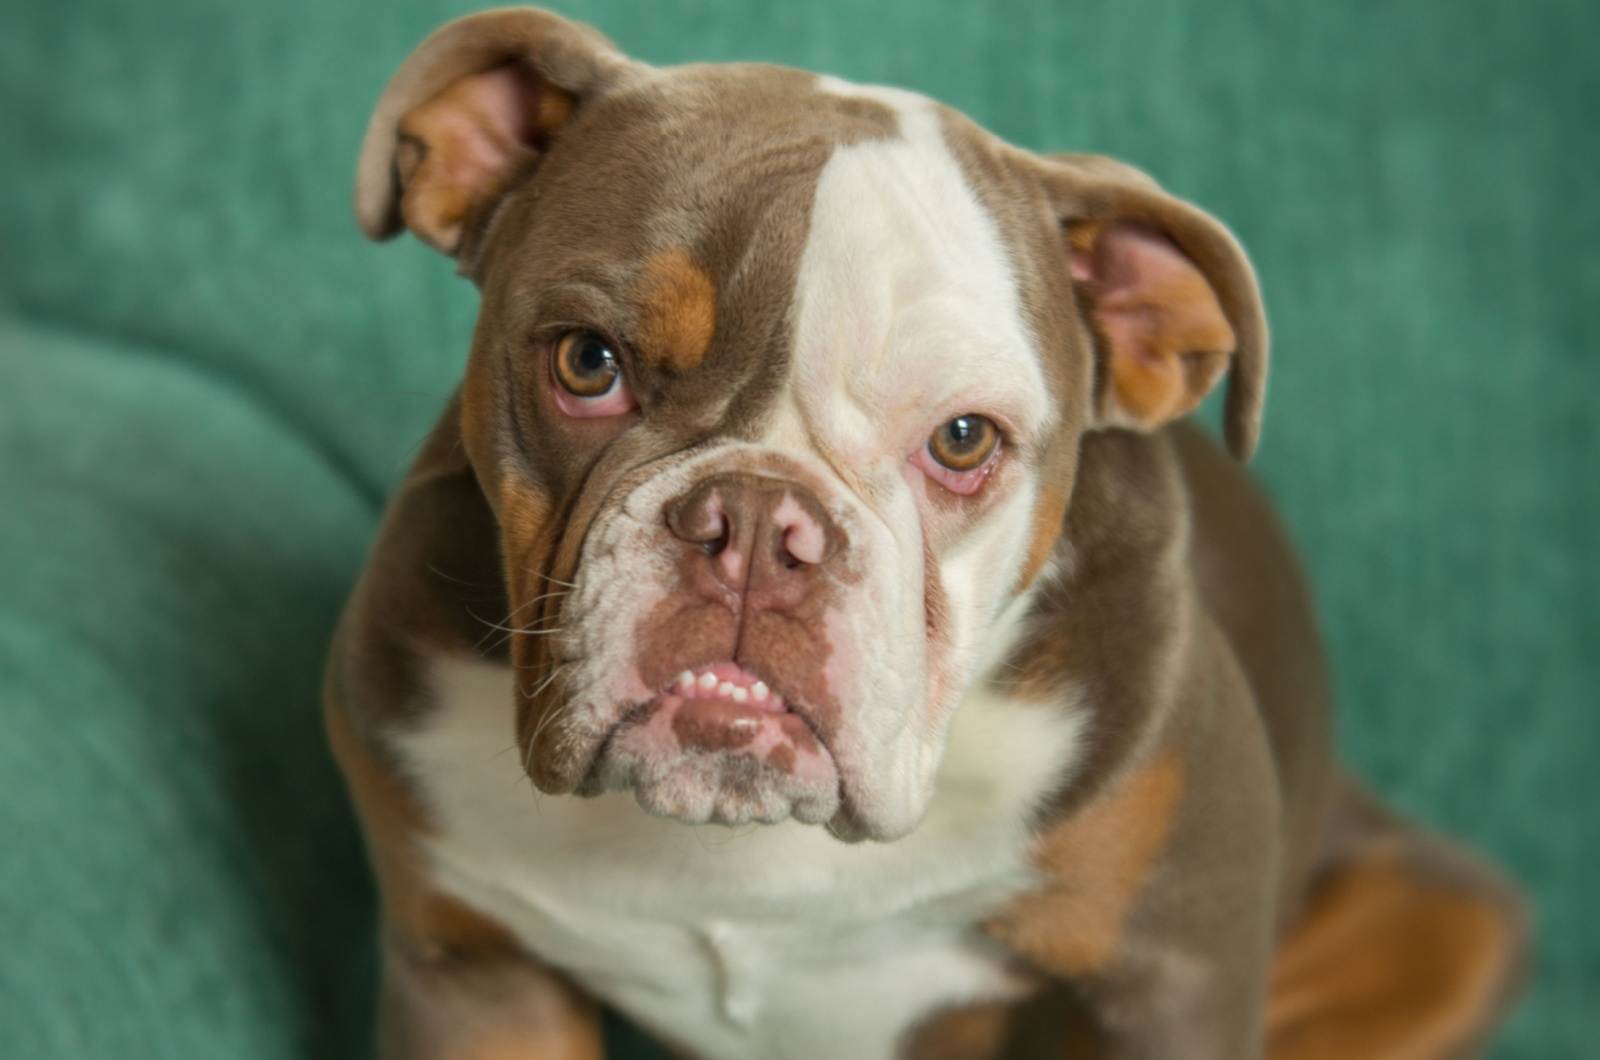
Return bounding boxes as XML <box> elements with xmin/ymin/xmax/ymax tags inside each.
<box><xmin>552</xmin><ymin>330</ymin><xmax>622</xmax><ymax>396</ymax></box>
<box><xmin>928</xmin><ymin>415</ymin><xmax>999</xmax><ymax>471</ymax></box>
<box><xmin>635</xmin><ymin>250</ymin><xmax>718</xmax><ymax>374</ymax></box>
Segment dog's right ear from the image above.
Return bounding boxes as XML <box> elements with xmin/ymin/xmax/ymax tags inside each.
<box><xmin>355</xmin><ymin>7</ymin><xmax>634</xmax><ymax>259</ymax></box>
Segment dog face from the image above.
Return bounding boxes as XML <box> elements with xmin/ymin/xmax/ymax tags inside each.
<box><xmin>357</xmin><ymin>9</ymin><xmax>1266</xmax><ymax>841</ymax></box>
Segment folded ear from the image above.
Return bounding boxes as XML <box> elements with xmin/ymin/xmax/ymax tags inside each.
<box><xmin>1030</xmin><ymin>153</ymin><xmax>1268</xmax><ymax>461</ymax></box>
<box><xmin>355</xmin><ymin>7</ymin><xmax>633</xmax><ymax>258</ymax></box>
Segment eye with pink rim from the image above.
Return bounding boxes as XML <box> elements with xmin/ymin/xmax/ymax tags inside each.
<box><xmin>913</xmin><ymin>414</ymin><xmax>1002</xmax><ymax>495</ymax></box>
<box><xmin>549</xmin><ymin>329</ymin><xmax>636</xmax><ymax>418</ymax></box>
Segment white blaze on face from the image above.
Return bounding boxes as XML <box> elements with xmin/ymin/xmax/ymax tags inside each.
<box><xmin>758</xmin><ymin>80</ymin><xmax>1055</xmax><ymax>836</ymax></box>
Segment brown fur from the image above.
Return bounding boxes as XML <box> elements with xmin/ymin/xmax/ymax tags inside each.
<box><xmin>935</xmin><ymin>108</ymin><xmax>1093</xmax><ymax>597</ymax></box>
<box><xmin>635</xmin><ymin>250</ymin><xmax>719</xmax><ymax>373</ymax></box>
<box><xmin>327</xmin><ymin>649</ymin><xmax>603</xmax><ymax>1060</ymax></box>
<box><xmin>355</xmin><ymin>8</ymin><xmax>630</xmax><ymax>248</ymax></box>
<box><xmin>622</xmin><ymin>470</ymin><xmax>849</xmax><ymax>789</ymax></box>
<box><xmin>902</xmin><ymin>1003</ymin><xmax>1018</xmax><ymax>1060</ymax></box>
<box><xmin>326</xmin><ymin>698</ymin><xmax>511</xmax><ymax>956</ymax></box>
<box><xmin>394</xmin><ymin>67</ymin><xmax>576</xmax><ymax>255</ymax></box>
<box><xmin>1266</xmin><ymin>855</ymin><xmax>1514</xmax><ymax>1060</ymax></box>
<box><xmin>1068</xmin><ymin>220</ymin><xmax>1236</xmax><ymax>429</ymax></box>
<box><xmin>330</xmin><ymin>9</ymin><xmax>1530</xmax><ymax>1059</ymax></box>
<box><xmin>377</xmin><ymin>944</ymin><xmax>604</xmax><ymax>1060</ymax></box>
<box><xmin>990</xmin><ymin>752</ymin><xmax>1186</xmax><ymax>976</ymax></box>
<box><xmin>903</xmin><ymin>991</ymin><xmax>1104</xmax><ymax>1060</ymax></box>
<box><xmin>1027</xmin><ymin>153</ymin><xmax>1270</xmax><ymax>460</ymax></box>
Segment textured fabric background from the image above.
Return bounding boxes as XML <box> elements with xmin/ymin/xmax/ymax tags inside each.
<box><xmin>1</xmin><ymin>1</ymin><xmax>1595</xmax><ymax>1056</ymax></box>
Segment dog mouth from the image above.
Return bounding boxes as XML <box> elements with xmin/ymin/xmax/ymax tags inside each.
<box><xmin>654</xmin><ymin>663</ymin><xmax>806</xmax><ymax>750</ymax></box>
<box><xmin>588</xmin><ymin>661</ymin><xmax>843</xmax><ymax>827</ymax></box>
<box><xmin>664</xmin><ymin>662</ymin><xmax>787</xmax><ymax>710</ymax></box>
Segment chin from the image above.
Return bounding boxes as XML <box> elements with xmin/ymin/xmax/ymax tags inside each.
<box><xmin>586</xmin><ymin>662</ymin><xmax>844</xmax><ymax>828</ymax></box>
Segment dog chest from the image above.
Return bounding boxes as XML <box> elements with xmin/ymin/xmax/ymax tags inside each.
<box><xmin>396</xmin><ymin>655</ymin><xmax>1085</xmax><ymax>1059</ymax></box>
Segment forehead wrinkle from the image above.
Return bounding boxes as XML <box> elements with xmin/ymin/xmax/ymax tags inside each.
<box><xmin>881</xmin><ymin>307</ymin><xmax>1043</xmax><ymax>427</ymax></box>
<box><xmin>763</xmin><ymin>386</ymin><xmax>898</xmax><ymax>512</ymax></box>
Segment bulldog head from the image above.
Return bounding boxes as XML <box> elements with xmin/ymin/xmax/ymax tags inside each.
<box><xmin>356</xmin><ymin>8</ymin><xmax>1266</xmax><ymax>841</ymax></box>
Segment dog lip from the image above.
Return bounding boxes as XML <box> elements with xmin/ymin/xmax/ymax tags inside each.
<box><xmin>602</xmin><ymin>661</ymin><xmax>834</xmax><ymax>762</ymax></box>
<box><xmin>567</xmin><ymin>661</ymin><xmax>840</xmax><ymax>811</ymax></box>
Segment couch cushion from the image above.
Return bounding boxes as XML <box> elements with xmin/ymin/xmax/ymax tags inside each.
<box><xmin>0</xmin><ymin>316</ymin><xmax>378</xmax><ymax>1058</ymax></box>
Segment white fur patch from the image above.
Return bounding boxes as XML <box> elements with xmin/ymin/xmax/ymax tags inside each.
<box><xmin>752</xmin><ymin>81</ymin><xmax>1055</xmax><ymax>835</ymax></box>
<box><xmin>397</xmin><ymin>652</ymin><xmax>1086</xmax><ymax>1060</ymax></box>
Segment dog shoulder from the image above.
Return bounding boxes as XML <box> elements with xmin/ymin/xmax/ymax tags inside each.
<box><xmin>327</xmin><ymin>392</ymin><xmax>508</xmax><ymax>728</ymax></box>
<box><xmin>983</xmin><ymin>428</ymin><xmax>1260</xmax><ymax>974</ymax></box>
<box><xmin>323</xmin><ymin>392</ymin><xmax>527</xmax><ymax>952</ymax></box>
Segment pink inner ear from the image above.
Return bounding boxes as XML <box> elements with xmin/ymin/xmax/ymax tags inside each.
<box><xmin>1073</xmin><ymin>221</ymin><xmax>1236</xmax><ymax>428</ymax></box>
<box><xmin>472</xmin><ymin>64</ymin><xmax>543</xmax><ymax>142</ymax></box>
<box><xmin>397</xmin><ymin>63</ymin><xmax>557</xmax><ymax>255</ymax></box>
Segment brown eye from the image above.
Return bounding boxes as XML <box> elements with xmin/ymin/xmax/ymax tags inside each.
<box><xmin>552</xmin><ymin>330</ymin><xmax>622</xmax><ymax>397</ymax></box>
<box><xmin>928</xmin><ymin>414</ymin><xmax>999</xmax><ymax>472</ymax></box>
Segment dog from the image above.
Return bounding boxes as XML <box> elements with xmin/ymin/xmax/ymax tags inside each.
<box><xmin>325</xmin><ymin>8</ymin><xmax>1530</xmax><ymax>1058</ymax></box>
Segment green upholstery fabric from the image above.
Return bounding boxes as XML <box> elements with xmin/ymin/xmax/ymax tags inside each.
<box><xmin>1</xmin><ymin>0</ymin><xmax>1594</xmax><ymax>1056</ymax></box>
<box><xmin>0</xmin><ymin>318</ymin><xmax>376</xmax><ymax>1057</ymax></box>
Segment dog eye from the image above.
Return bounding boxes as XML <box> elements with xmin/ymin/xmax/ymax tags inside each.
<box><xmin>927</xmin><ymin>414</ymin><xmax>999</xmax><ymax>472</ymax></box>
<box><xmin>552</xmin><ymin>330</ymin><xmax>623</xmax><ymax>397</ymax></box>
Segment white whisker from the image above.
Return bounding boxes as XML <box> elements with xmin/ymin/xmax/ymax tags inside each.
<box><xmin>502</xmin><ymin>586</ymin><xmax>572</xmax><ymax>620</ymax></box>
<box><xmin>469</xmin><ymin>606</ymin><xmax>571</xmax><ymax>653</ymax></box>
<box><xmin>479</xmin><ymin>619</ymin><xmax>569</xmax><ymax>637</ymax></box>
<box><xmin>517</xmin><ymin>664</ymin><xmax>575</xmax><ymax>779</ymax></box>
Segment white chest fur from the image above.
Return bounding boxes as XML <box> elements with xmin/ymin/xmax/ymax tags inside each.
<box><xmin>396</xmin><ymin>656</ymin><xmax>1085</xmax><ymax>1060</ymax></box>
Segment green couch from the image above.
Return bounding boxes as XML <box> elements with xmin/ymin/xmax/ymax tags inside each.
<box><xmin>2</xmin><ymin>1</ymin><xmax>1594</xmax><ymax>1055</ymax></box>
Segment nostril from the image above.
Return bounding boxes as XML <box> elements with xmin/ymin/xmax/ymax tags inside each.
<box><xmin>776</xmin><ymin>515</ymin><xmax>829</xmax><ymax>568</ymax></box>
<box><xmin>666</xmin><ymin>486</ymin><xmax>731</xmax><ymax>552</ymax></box>
<box><xmin>670</xmin><ymin>478</ymin><xmax>837</xmax><ymax>584</ymax></box>
<box><xmin>703</xmin><ymin>515</ymin><xmax>731</xmax><ymax>558</ymax></box>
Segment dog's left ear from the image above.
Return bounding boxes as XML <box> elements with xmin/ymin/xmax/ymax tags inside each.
<box><xmin>1029</xmin><ymin>154</ymin><xmax>1268</xmax><ymax>460</ymax></box>
<box><xmin>354</xmin><ymin>8</ymin><xmax>635</xmax><ymax>259</ymax></box>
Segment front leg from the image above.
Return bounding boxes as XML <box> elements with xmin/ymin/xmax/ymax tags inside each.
<box><xmin>328</xmin><ymin>691</ymin><xmax>604</xmax><ymax>1060</ymax></box>
<box><xmin>1067</xmin><ymin>907</ymin><xmax>1276</xmax><ymax>1060</ymax></box>
<box><xmin>379</xmin><ymin>931</ymin><xmax>602</xmax><ymax>1060</ymax></box>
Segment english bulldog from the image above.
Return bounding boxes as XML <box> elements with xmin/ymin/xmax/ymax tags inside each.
<box><xmin>325</xmin><ymin>8</ymin><xmax>1530</xmax><ymax>1058</ymax></box>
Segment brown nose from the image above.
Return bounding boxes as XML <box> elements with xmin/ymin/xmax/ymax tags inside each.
<box><xmin>664</xmin><ymin>473</ymin><xmax>841</xmax><ymax>610</ymax></box>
